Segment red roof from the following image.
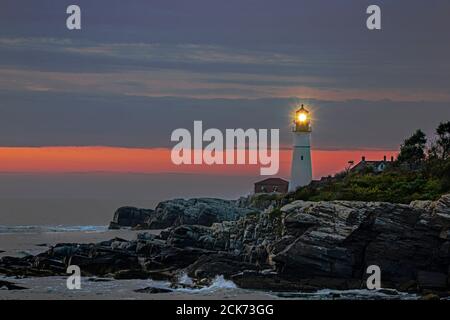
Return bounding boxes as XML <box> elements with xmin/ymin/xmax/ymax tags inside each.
<box><xmin>254</xmin><ymin>178</ymin><xmax>289</xmax><ymax>185</ymax></box>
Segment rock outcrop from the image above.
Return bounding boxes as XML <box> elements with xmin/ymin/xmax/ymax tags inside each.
<box><xmin>109</xmin><ymin>206</ymin><xmax>154</xmax><ymax>229</ymax></box>
<box><xmin>232</xmin><ymin>196</ymin><xmax>450</xmax><ymax>292</ymax></box>
<box><xmin>0</xmin><ymin>280</ymin><xmax>28</xmax><ymax>290</ymax></box>
<box><xmin>3</xmin><ymin>194</ymin><xmax>450</xmax><ymax>295</ymax></box>
<box><xmin>109</xmin><ymin>198</ymin><xmax>256</xmax><ymax>230</ymax></box>
<box><xmin>273</xmin><ymin>199</ymin><xmax>449</xmax><ymax>288</ymax></box>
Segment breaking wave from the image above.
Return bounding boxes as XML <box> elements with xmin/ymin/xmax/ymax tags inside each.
<box><xmin>173</xmin><ymin>274</ymin><xmax>237</xmax><ymax>293</ymax></box>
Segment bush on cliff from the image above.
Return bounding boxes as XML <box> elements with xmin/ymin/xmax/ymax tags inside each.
<box><xmin>290</xmin><ymin>122</ymin><xmax>450</xmax><ymax>204</ymax></box>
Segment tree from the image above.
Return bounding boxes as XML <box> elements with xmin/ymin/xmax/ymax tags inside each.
<box><xmin>436</xmin><ymin>121</ymin><xmax>450</xmax><ymax>159</ymax></box>
<box><xmin>397</xmin><ymin>129</ymin><xmax>427</xmax><ymax>169</ymax></box>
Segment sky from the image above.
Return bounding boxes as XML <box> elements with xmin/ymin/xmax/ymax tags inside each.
<box><xmin>0</xmin><ymin>1</ymin><xmax>449</xmax><ymax>224</ymax></box>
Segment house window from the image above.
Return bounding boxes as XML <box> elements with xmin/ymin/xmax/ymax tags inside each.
<box><xmin>301</xmin><ymin>156</ymin><xmax>304</xmax><ymax>160</ymax></box>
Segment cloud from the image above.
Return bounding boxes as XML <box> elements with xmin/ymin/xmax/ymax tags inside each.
<box><xmin>0</xmin><ymin>91</ymin><xmax>449</xmax><ymax>150</ymax></box>
<box><xmin>1</xmin><ymin>64</ymin><xmax>449</xmax><ymax>102</ymax></box>
<box><xmin>1</xmin><ymin>1</ymin><xmax>450</xmax><ymax>149</ymax></box>
<box><xmin>1</xmin><ymin>34</ymin><xmax>449</xmax><ymax>101</ymax></box>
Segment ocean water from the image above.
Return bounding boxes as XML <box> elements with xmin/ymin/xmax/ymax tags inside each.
<box><xmin>0</xmin><ymin>225</ymin><xmax>108</xmax><ymax>234</ymax></box>
<box><xmin>0</xmin><ymin>273</ymin><xmax>421</xmax><ymax>300</ymax></box>
<box><xmin>0</xmin><ymin>226</ymin><xmax>421</xmax><ymax>300</ymax></box>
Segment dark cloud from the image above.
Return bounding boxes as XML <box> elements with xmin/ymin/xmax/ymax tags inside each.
<box><xmin>1</xmin><ymin>90</ymin><xmax>448</xmax><ymax>149</ymax></box>
<box><xmin>0</xmin><ymin>0</ymin><xmax>449</xmax><ymax>148</ymax></box>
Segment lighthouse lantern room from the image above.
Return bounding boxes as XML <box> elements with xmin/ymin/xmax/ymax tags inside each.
<box><xmin>289</xmin><ymin>104</ymin><xmax>313</xmax><ymax>191</ymax></box>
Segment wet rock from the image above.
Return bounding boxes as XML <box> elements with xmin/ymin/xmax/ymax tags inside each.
<box><xmin>186</xmin><ymin>254</ymin><xmax>257</xmax><ymax>279</ymax></box>
<box><xmin>149</xmin><ymin>246</ymin><xmax>214</xmax><ymax>270</ymax></box>
<box><xmin>146</xmin><ymin>198</ymin><xmax>255</xmax><ymax>229</ymax></box>
<box><xmin>169</xmin><ymin>282</ymin><xmax>203</xmax><ymax>290</ymax></box>
<box><xmin>398</xmin><ymin>280</ymin><xmax>417</xmax><ymax>292</ymax></box>
<box><xmin>0</xmin><ymin>280</ymin><xmax>28</xmax><ymax>290</ymax></box>
<box><xmin>232</xmin><ymin>270</ymin><xmax>363</xmax><ymax>292</ymax></box>
<box><xmin>271</xmin><ymin>198</ymin><xmax>450</xmax><ymax>287</ymax></box>
<box><xmin>417</xmin><ymin>271</ymin><xmax>448</xmax><ymax>291</ymax></box>
<box><xmin>112</xmin><ymin>269</ymin><xmax>151</xmax><ymax>280</ymax></box>
<box><xmin>87</xmin><ymin>277</ymin><xmax>113</xmax><ymax>282</ymax></box>
<box><xmin>433</xmin><ymin>194</ymin><xmax>450</xmax><ymax>220</ymax></box>
<box><xmin>377</xmin><ymin>288</ymin><xmax>399</xmax><ymax>296</ymax></box>
<box><xmin>109</xmin><ymin>206</ymin><xmax>154</xmax><ymax>229</ymax></box>
<box><xmin>68</xmin><ymin>251</ymin><xmax>140</xmax><ymax>276</ymax></box>
<box><xmin>135</xmin><ymin>239</ymin><xmax>165</xmax><ymax>256</ymax></box>
<box><xmin>137</xmin><ymin>232</ymin><xmax>158</xmax><ymax>241</ymax></box>
<box><xmin>159</xmin><ymin>230</ymin><xmax>171</xmax><ymax>240</ymax></box>
<box><xmin>145</xmin><ymin>269</ymin><xmax>178</xmax><ymax>281</ymax></box>
<box><xmin>410</xmin><ymin>200</ymin><xmax>434</xmax><ymax>211</ymax></box>
<box><xmin>421</xmin><ymin>293</ymin><xmax>440</xmax><ymax>300</ymax></box>
<box><xmin>134</xmin><ymin>286</ymin><xmax>172</xmax><ymax>294</ymax></box>
<box><xmin>166</xmin><ymin>225</ymin><xmax>213</xmax><ymax>249</ymax></box>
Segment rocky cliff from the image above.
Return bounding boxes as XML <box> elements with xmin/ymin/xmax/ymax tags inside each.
<box><xmin>109</xmin><ymin>198</ymin><xmax>256</xmax><ymax>230</ymax></box>
<box><xmin>2</xmin><ymin>194</ymin><xmax>450</xmax><ymax>295</ymax></box>
<box><xmin>109</xmin><ymin>206</ymin><xmax>154</xmax><ymax>229</ymax></box>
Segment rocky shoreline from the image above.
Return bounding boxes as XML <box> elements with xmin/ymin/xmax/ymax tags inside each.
<box><xmin>1</xmin><ymin>194</ymin><xmax>450</xmax><ymax>298</ymax></box>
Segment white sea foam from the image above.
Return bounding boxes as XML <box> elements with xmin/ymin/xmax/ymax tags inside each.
<box><xmin>207</xmin><ymin>275</ymin><xmax>237</xmax><ymax>290</ymax></box>
<box><xmin>171</xmin><ymin>275</ymin><xmax>237</xmax><ymax>293</ymax></box>
<box><xmin>177</xmin><ymin>272</ymin><xmax>194</xmax><ymax>286</ymax></box>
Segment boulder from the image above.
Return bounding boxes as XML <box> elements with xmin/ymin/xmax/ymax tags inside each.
<box><xmin>109</xmin><ymin>206</ymin><xmax>154</xmax><ymax>229</ymax></box>
<box><xmin>166</xmin><ymin>225</ymin><xmax>214</xmax><ymax>249</ymax></box>
<box><xmin>421</xmin><ymin>293</ymin><xmax>440</xmax><ymax>300</ymax></box>
<box><xmin>145</xmin><ymin>198</ymin><xmax>255</xmax><ymax>229</ymax></box>
<box><xmin>185</xmin><ymin>253</ymin><xmax>257</xmax><ymax>278</ymax></box>
<box><xmin>267</xmin><ymin>198</ymin><xmax>450</xmax><ymax>287</ymax></box>
<box><xmin>112</xmin><ymin>269</ymin><xmax>151</xmax><ymax>280</ymax></box>
<box><xmin>433</xmin><ymin>194</ymin><xmax>450</xmax><ymax>220</ymax></box>
<box><xmin>417</xmin><ymin>271</ymin><xmax>448</xmax><ymax>291</ymax></box>
<box><xmin>0</xmin><ymin>280</ymin><xmax>28</xmax><ymax>290</ymax></box>
<box><xmin>134</xmin><ymin>286</ymin><xmax>172</xmax><ymax>294</ymax></box>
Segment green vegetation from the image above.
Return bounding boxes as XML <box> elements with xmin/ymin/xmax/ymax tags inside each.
<box><xmin>250</xmin><ymin>193</ymin><xmax>283</xmax><ymax>208</ymax></box>
<box><xmin>289</xmin><ymin>121</ymin><xmax>450</xmax><ymax>204</ymax></box>
<box><xmin>245</xmin><ymin>211</ymin><xmax>260</xmax><ymax>217</ymax></box>
<box><xmin>268</xmin><ymin>208</ymin><xmax>282</xmax><ymax>220</ymax></box>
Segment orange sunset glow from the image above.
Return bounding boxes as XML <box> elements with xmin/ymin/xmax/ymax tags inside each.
<box><xmin>0</xmin><ymin>147</ymin><xmax>398</xmax><ymax>179</ymax></box>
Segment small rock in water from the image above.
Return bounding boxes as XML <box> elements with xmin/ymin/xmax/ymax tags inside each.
<box><xmin>330</xmin><ymin>293</ymin><xmax>341</xmax><ymax>299</ymax></box>
<box><xmin>421</xmin><ymin>293</ymin><xmax>440</xmax><ymax>300</ymax></box>
<box><xmin>134</xmin><ymin>287</ymin><xmax>172</xmax><ymax>294</ymax></box>
<box><xmin>378</xmin><ymin>289</ymin><xmax>399</xmax><ymax>296</ymax></box>
<box><xmin>137</xmin><ymin>232</ymin><xmax>157</xmax><ymax>241</ymax></box>
<box><xmin>35</xmin><ymin>243</ymin><xmax>48</xmax><ymax>247</ymax></box>
<box><xmin>113</xmin><ymin>269</ymin><xmax>151</xmax><ymax>280</ymax></box>
<box><xmin>169</xmin><ymin>282</ymin><xmax>203</xmax><ymax>290</ymax></box>
<box><xmin>88</xmin><ymin>277</ymin><xmax>113</xmax><ymax>282</ymax></box>
<box><xmin>0</xmin><ymin>280</ymin><xmax>28</xmax><ymax>290</ymax></box>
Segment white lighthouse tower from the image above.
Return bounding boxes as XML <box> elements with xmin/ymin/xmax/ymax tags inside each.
<box><xmin>289</xmin><ymin>104</ymin><xmax>313</xmax><ymax>191</ymax></box>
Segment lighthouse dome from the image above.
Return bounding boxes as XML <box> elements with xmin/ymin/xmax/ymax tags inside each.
<box><xmin>294</xmin><ymin>104</ymin><xmax>311</xmax><ymax>132</ymax></box>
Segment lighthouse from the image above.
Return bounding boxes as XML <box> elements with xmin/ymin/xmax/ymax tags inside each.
<box><xmin>289</xmin><ymin>104</ymin><xmax>313</xmax><ymax>191</ymax></box>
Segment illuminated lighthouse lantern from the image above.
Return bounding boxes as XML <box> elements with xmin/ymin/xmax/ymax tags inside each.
<box><xmin>289</xmin><ymin>104</ymin><xmax>313</xmax><ymax>191</ymax></box>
